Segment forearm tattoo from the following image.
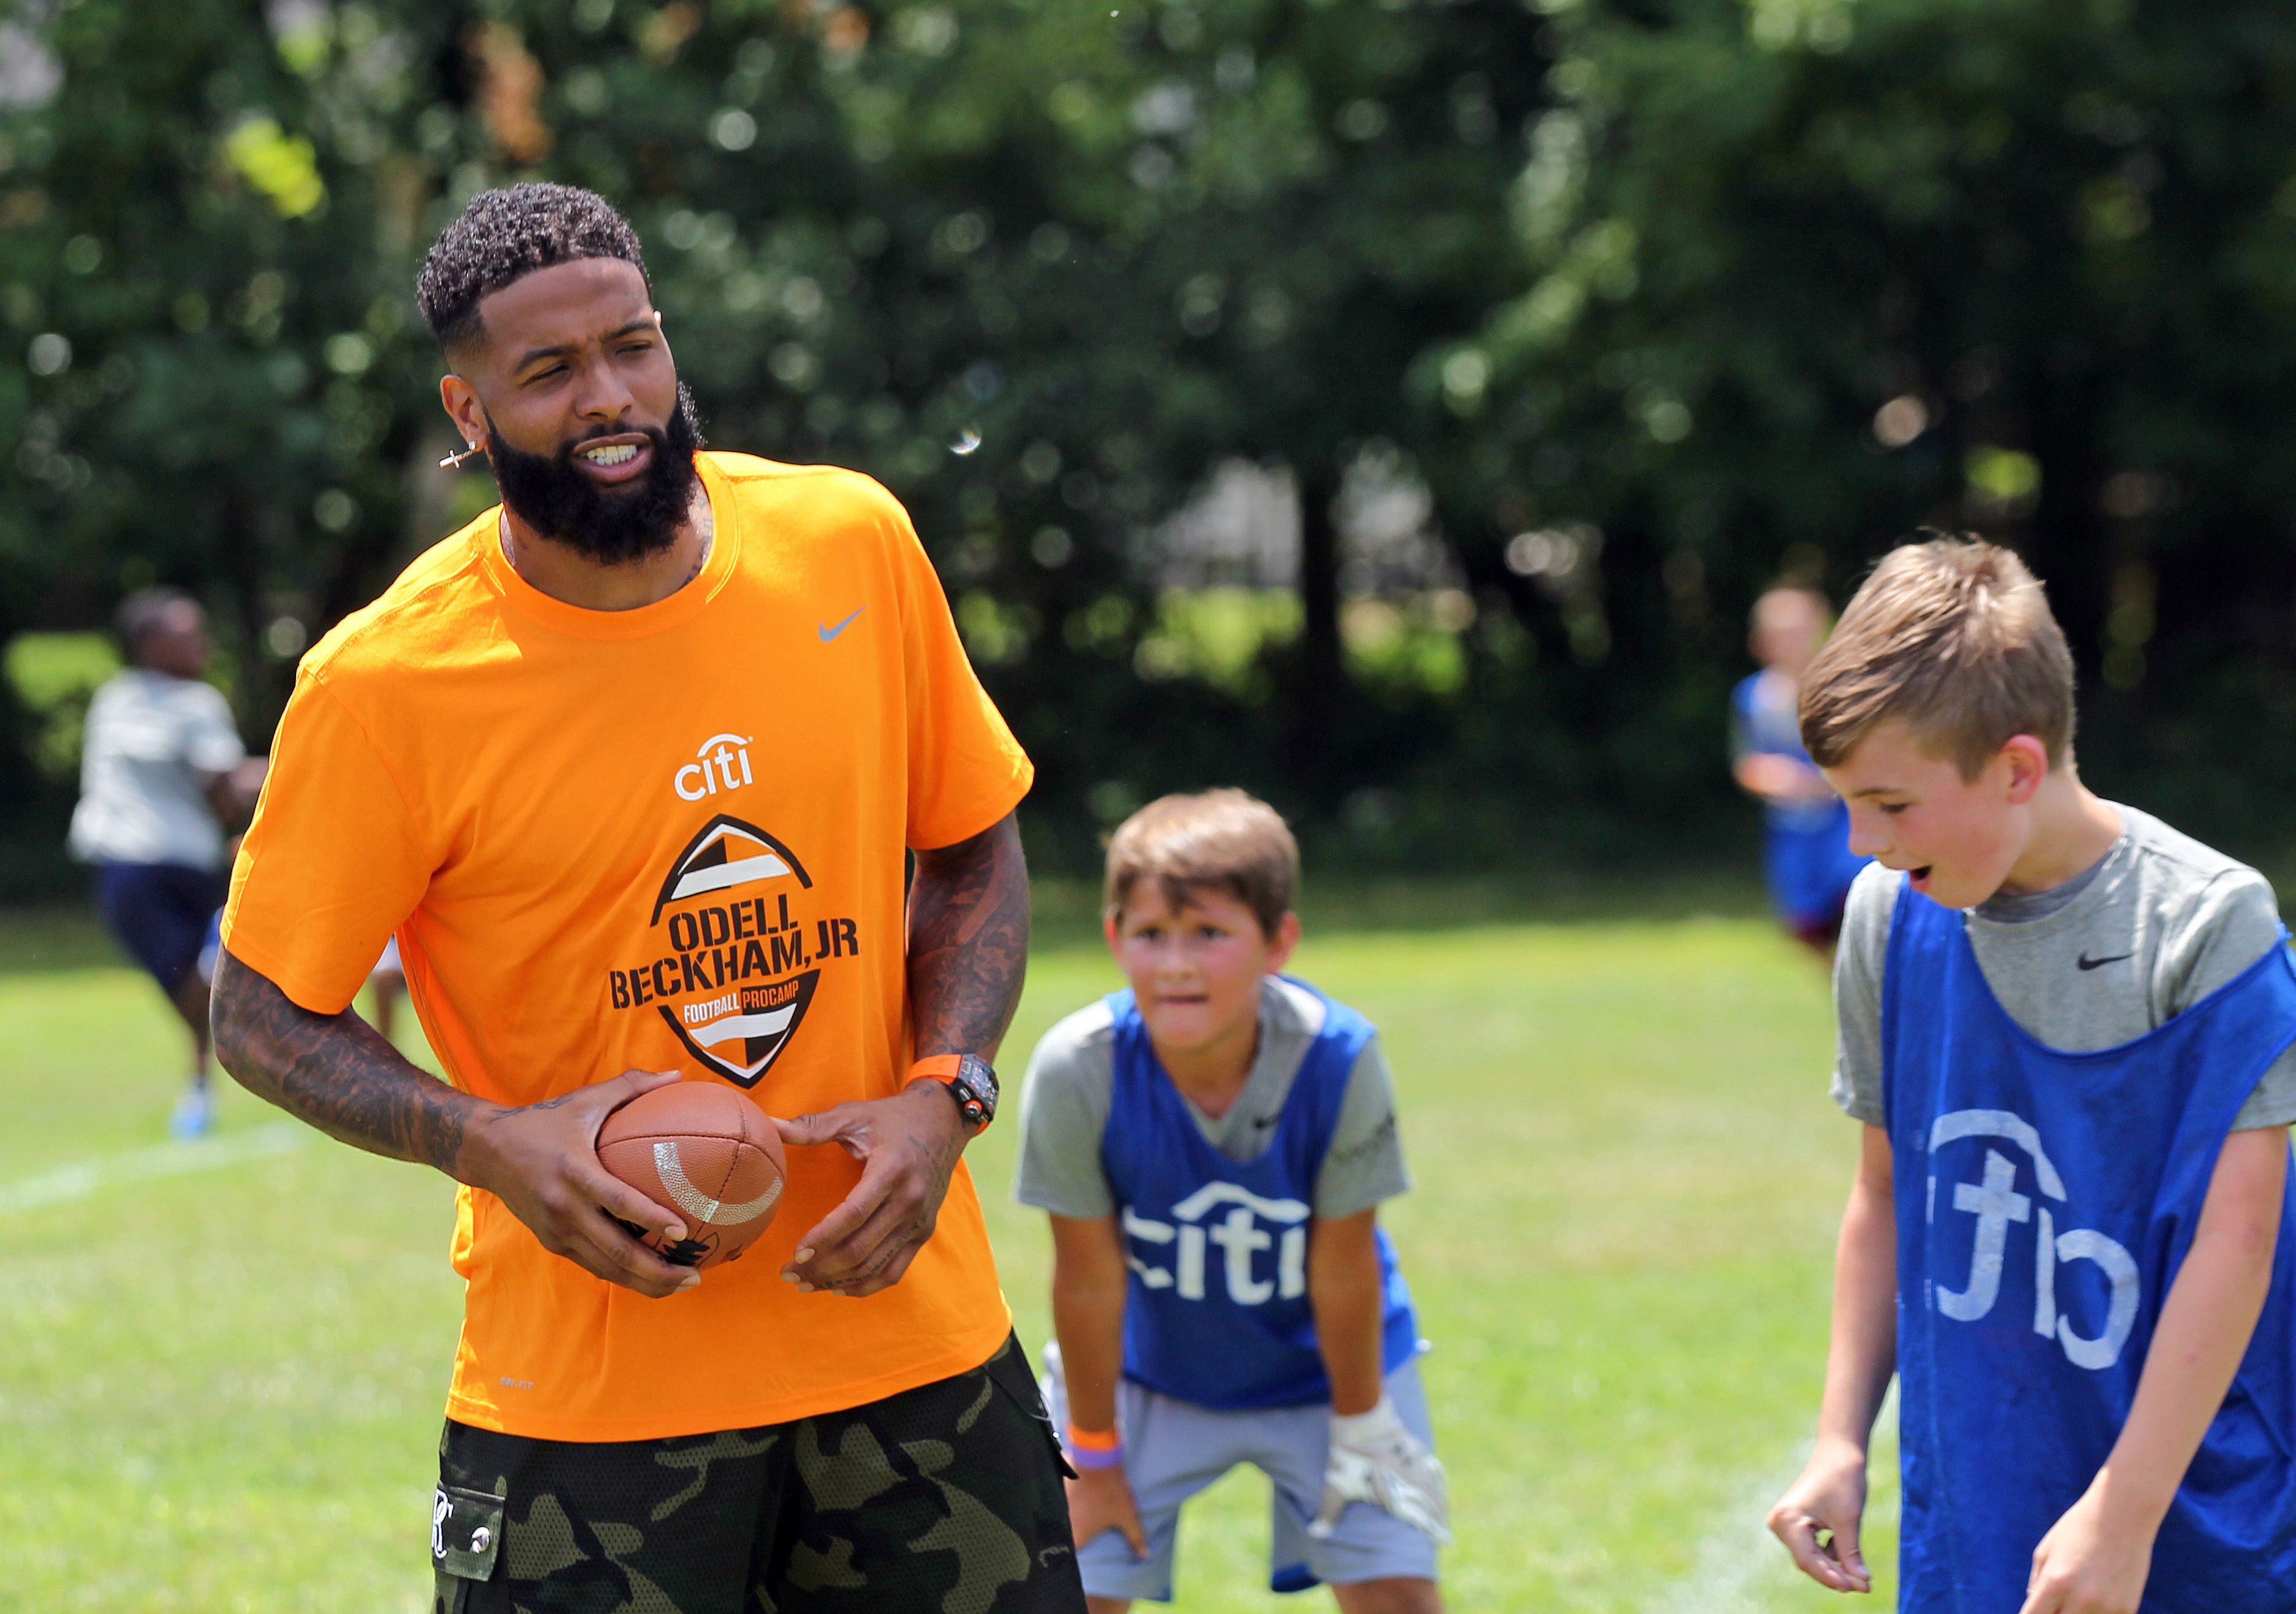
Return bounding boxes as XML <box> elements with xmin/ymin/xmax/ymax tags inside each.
<box><xmin>210</xmin><ymin>949</ymin><xmax>484</xmax><ymax>1176</ymax></box>
<box><xmin>907</xmin><ymin>812</ymin><xmax>1030</xmax><ymax>1062</ymax></box>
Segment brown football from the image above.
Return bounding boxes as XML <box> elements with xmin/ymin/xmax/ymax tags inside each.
<box><xmin>596</xmin><ymin>1083</ymin><xmax>786</xmax><ymax>1269</ymax></box>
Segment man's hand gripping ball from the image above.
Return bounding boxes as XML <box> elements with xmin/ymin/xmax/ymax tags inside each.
<box><xmin>463</xmin><ymin>1069</ymin><xmax>701</xmax><ymax>1300</ymax></box>
<box><xmin>594</xmin><ymin>1081</ymin><xmax>787</xmax><ymax>1269</ymax></box>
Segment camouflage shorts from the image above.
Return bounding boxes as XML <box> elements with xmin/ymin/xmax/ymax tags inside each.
<box><xmin>432</xmin><ymin>1335</ymin><xmax>1084</xmax><ymax>1614</ymax></box>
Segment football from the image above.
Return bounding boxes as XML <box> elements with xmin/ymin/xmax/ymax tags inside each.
<box><xmin>596</xmin><ymin>1082</ymin><xmax>787</xmax><ymax>1269</ymax></box>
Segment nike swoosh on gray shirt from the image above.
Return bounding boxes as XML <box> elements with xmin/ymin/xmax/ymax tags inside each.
<box><xmin>1013</xmin><ymin>976</ymin><xmax>1412</xmax><ymax>1222</ymax></box>
<box><xmin>1832</xmin><ymin>802</ymin><xmax>2296</xmax><ymax>1131</ymax></box>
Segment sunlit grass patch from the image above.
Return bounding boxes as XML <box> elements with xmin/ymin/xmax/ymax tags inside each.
<box><xmin>1</xmin><ymin>910</ymin><xmax>1890</xmax><ymax>1610</ymax></box>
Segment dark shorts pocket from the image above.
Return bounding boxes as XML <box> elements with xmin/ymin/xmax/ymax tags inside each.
<box><xmin>431</xmin><ymin>1483</ymin><xmax>504</xmax><ymax>1612</ymax></box>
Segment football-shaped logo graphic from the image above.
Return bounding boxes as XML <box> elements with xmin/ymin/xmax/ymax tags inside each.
<box><xmin>652</xmin><ymin>814</ymin><xmax>811</xmax><ymax>922</ymax></box>
<box><xmin>664</xmin><ymin>971</ymin><xmax>821</xmax><ymax>1087</ymax></box>
<box><xmin>642</xmin><ymin>814</ymin><xmax>827</xmax><ymax>1088</ymax></box>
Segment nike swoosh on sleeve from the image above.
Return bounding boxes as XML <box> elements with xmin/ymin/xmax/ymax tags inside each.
<box><xmin>818</xmin><ymin>609</ymin><xmax>864</xmax><ymax>642</ymax></box>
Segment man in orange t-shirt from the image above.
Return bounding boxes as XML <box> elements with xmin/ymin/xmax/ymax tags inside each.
<box><xmin>214</xmin><ymin>184</ymin><xmax>1084</xmax><ymax>1613</ymax></box>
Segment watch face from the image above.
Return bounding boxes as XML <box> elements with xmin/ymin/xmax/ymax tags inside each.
<box><xmin>956</xmin><ymin>1055</ymin><xmax>999</xmax><ymax>1119</ymax></box>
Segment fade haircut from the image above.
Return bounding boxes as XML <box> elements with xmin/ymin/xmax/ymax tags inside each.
<box><xmin>415</xmin><ymin>182</ymin><xmax>649</xmax><ymax>353</ymax></box>
<box><xmin>1104</xmin><ymin>790</ymin><xmax>1299</xmax><ymax>940</ymax></box>
<box><xmin>115</xmin><ymin>587</ymin><xmax>197</xmax><ymax>661</ymax></box>
<box><xmin>1799</xmin><ymin>536</ymin><xmax>2075</xmax><ymax>778</ymax></box>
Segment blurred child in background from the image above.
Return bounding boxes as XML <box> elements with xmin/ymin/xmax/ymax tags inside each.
<box><xmin>1733</xmin><ymin>582</ymin><xmax>1869</xmax><ymax>959</ymax></box>
<box><xmin>69</xmin><ymin>588</ymin><xmax>260</xmax><ymax>1138</ymax></box>
<box><xmin>1017</xmin><ymin>790</ymin><xmax>1447</xmax><ymax>1613</ymax></box>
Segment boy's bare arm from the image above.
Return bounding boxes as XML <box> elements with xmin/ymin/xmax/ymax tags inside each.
<box><xmin>1308</xmin><ymin>1209</ymin><xmax>1388</xmax><ymax>1417</ymax></box>
<box><xmin>1048</xmin><ymin>1212</ymin><xmax>1147</xmax><ymax>1558</ymax></box>
<box><xmin>1770</xmin><ymin>1123</ymin><xmax>1897</xmax><ymax>1595</ymax></box>
<box><xmin>1050</xmin><ymin>1213</ymin><xmax>1130</xmax><ymax>1429</ymax></box>
<box><xmin>2018</xmin><ymin>1126</ymin><xmax>2286</xmax><ymax>1614</ymax></box>
<box><xmin>1305</xmin><ymin>1206</ymin><xmax>1451</xmax><ymax>1544</ymax></box>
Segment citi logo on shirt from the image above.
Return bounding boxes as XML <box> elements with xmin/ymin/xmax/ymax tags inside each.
<box><xmin>674</xmin><ymin>733</ymin><xmax>754</xmax><ymax>801</ymax></box>
<box><xmin>1927</xmin><ymin>1109</ymin><xmax>2140</xmax><ymax>1370</ymax></box>
<box><xmin>1123</xmin><ymin>1182</ymin><xmax>1309</xmax><ymax>1307</ymax></box>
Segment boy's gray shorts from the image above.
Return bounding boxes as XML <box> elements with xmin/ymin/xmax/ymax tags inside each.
<box><xmin>1074</xmin><ymin>1359</ymin><xmax>1440</xmax><ymax>1602</ymax></box>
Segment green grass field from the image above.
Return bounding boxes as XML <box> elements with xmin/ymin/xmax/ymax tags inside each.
<box><xmin>0</xmin><ymin>902</ymin><xmax>1898</xmax><ymax>1612</ymax></box>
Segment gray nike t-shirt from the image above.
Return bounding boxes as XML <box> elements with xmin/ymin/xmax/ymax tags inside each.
<box><xmin>1833</xmin><ymin>803</ymin><xmax>2296</xmax><ymax>1131</ymax></box>
<box><xmin>1014</xmin><ymin>976</ymin><xmax>1411</xmax><ymax>1222</ymax></box>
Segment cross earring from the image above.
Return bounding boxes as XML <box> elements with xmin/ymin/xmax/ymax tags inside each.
<box><xmin>439</xmin><ymin>442</ymin><xmax>482</xmax><ymax>469</ymax></box>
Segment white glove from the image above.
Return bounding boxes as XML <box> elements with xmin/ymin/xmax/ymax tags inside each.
<box><xmin>1309</xmin><ymin>1394</ymin><xmax>1452</xmax><ymax>1544</ymax></box>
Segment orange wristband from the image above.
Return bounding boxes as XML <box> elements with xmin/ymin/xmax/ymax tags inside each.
<box><xmin>907</xmin><ymin>1055</ymin><xmax>963</xmax><ymax>1082</ymax></box>
<box><xmin>1066</xmin><ymin>1422</ymin><xmax>1123</xmax><ymax>1469</ymax></box>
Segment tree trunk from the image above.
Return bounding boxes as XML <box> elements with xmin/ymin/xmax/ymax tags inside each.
<box><xmin>2023</xmin><ymin>367</ymin><xmax>2109</xmax><ymax>679</ymax></box>
<box><xmin>1288</xmin><ymin>466</ymin><xmax>1344</xmax><ymax>794</ymax></box>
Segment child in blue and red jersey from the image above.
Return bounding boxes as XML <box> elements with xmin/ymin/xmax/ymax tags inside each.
<box><xmin>1016</xmin><ymin>790</ymin><xmax>1446</xmax><ymax>1613</ymax></box>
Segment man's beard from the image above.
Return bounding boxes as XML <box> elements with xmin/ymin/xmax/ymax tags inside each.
<box><xmin>485</xmin><ymin>384</ymin><xmax>704</xmax><ymax>566</ymax></box>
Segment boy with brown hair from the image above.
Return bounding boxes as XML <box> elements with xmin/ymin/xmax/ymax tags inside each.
<box><xmin>1015</xmin><ymin>790</ymin><xmax>1448</xmax><ymax>1612</ymax></box>
<box><xmin>1766</xmin><ymin>538</ymin><xmax>2296</xmax><ymax>1612</ymax></box>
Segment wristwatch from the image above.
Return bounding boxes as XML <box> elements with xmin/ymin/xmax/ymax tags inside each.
<box><xmin>908</xmin><ymin>1053</ymin><xmax>999</xmax><ymax>1129</ymax></box>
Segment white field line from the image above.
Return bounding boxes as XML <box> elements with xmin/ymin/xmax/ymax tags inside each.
<box><xmin>0</xmin><ymin>1121</ymin><xmax>307</xmax><ymax>1214</ymax></box>
<box><xmin>1643</xmin><ymin>1384</ymin><xmax>1900</xmax><ymax>1614</ymax></box>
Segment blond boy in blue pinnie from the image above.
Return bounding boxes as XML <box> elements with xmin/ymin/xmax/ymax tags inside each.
<box><xmin>1767</xmin><ymin>540</ymin><xmax>2296</xmax><ymax>1613</ymax></box>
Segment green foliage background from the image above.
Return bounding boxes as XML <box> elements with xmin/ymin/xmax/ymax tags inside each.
<box><xmin>7</xmin><ymin>0</ymin><xmax>2296</xmax><ymax>892</ymax></box>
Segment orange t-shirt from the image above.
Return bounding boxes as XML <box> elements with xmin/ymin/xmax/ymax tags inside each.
<box><xmin>221</xmin><ymin>452</ymin><xmax>1033</xmax><ymax>1441</ymax></box>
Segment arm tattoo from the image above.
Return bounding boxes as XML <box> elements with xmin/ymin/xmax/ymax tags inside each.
<box><xmin>907</xmin><ymin>811</ymin><xmax>1029</xmax><ymax>1062</ymax></box>
<box><xmin>211</xmin><ymin>949</ymin><xmax>490</xmax><ymax>1177</ymax></box>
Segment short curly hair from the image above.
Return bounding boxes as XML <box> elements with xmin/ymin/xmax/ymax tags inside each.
<box><xmin>415</xmin><ymin>182</ymin><xmax>650</xmax><ymax>353</ymax></box>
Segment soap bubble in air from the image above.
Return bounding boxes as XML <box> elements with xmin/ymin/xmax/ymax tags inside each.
<box><xmin>949</xmin><ymin>425</ymin><xmax>983</xmax><ymax>457</ymax></box>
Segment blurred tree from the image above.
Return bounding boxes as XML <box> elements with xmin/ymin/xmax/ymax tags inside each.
<box><xmin>829</xmin><ymin>0</ymin><xmax>1550</xmax><ymax>811</ymax></box>
<box><xmin>499</xmin><ymin>0</ymin><xmax>1547</xmax><ymax>840</ymax></box>
<box><xmin>15</xmin><ymin>0</ymin><xmax>2296</xmax><ymax>895</ymax></box>
<box><xmin>0</xmin><ymin>0</ymin><xmax>467</xmax><ymax>894</ymax></box>
<box><xmin>1455</xmin><ymin>0</ymin><xmax>2296</xmax><ymax>852</ymax></box>
<box><xmin>2</xmin><ymin>0</ymin><xmax>1548</xmax><ymax>880</ymax></box>
<box><xmin>0</xmin><ymin>0</ymin><xmax>456</xmax><ymax>731</ymax></box>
